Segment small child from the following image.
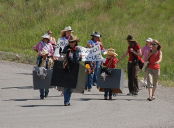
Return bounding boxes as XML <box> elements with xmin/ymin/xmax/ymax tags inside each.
<box><xmin>102</xmin><ymin>48</ymin><xmax>119</xmax><ymax>100</ymax></box>
<box><xmin>85</xmin><ymin>61</ymin><xmax>96</xmax><ymax>92</ymax></box>
<box><xmin>33</xmin><ymin>34</ymin><xmax>54</xmax><ymax>99</ymax></box>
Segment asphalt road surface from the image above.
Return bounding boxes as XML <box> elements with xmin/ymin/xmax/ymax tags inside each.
<box><xmin>0</xmin><ymin>60</ymin><xmax>174</xmax><ymax>128</ymax></box>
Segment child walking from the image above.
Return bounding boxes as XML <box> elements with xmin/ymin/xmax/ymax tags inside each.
<box><xmin>102</xmin><ymin>48</ymin><xmax>119</xmax><ymax>100</ymax></box>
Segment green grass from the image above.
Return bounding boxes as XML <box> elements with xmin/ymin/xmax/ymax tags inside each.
<box><xmin>0</xmin><ymin>0</ymin><xmax>174</xmax><ymax>85</ymax></box>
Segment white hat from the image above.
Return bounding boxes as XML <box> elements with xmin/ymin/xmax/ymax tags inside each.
<box><xmin>146</xmin><ymin>38</ymin><xmax>153</xmax><ymax>42</ymax></box>
<box><xmin>62</xmin><ymin>26</ymin><xmax>73</xmax><ymax>32</ymax></box>
<box><xmin>90</xmin><ymin>32</ymin><xmax>101</xmax><ymax>38</ymax></box>
<box><xmin>41</xmin><ymin>34</ymin><xmax>50</xmax><ymax>39</ymax></box>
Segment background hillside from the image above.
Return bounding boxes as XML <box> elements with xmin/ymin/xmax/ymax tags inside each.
<box><xmin>0</xmin><ymin>0</ymin><xmax>174</xmax><ymax>83</ymax></box>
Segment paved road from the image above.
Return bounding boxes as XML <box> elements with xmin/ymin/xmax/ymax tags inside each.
<box><xmin>0</xmin><ymin>60</ymin><xmax>174</xmax><ymax>128</ymax></box>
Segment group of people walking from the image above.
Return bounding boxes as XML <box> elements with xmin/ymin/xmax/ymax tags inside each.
<box><xmin>33</xmin><ymin>26</ymin><xmax>162</xmax><ymax>105</ymax></box>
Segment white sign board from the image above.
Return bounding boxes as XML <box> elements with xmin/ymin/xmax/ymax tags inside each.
<box><xmin>54</xmin><ymin>38</ymin><xmax>68</xmax><ymax>57</ymax></box>
<box><xmin>78</xmin><ymin>45</ymin><xmax>105</xmax><ymax>62</ymax></box>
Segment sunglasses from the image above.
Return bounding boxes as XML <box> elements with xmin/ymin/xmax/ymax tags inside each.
<box><xmin>152</xmin><ymin>43</ymin><xmax>157</xmax><ymax>46</ymax></box>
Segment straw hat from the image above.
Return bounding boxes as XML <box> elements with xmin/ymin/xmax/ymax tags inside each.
<box><xmin>47</xmin><ymin>30</ymin><xmax>53</xmax><ymax>34</ymax></box>
<box><xmin>106</xmin><ymin>48</ymin><xmax>118</xmax><ymax>56</ymax></box>
<box><xmin>62</xmin><ymin>26</ymin><xmax>73</xmax><ymax>32</ymax></box>
<box><xmin>69</xmin><ymin>36</ymin><xmax>80</xmax><ymax>43</ymax></box>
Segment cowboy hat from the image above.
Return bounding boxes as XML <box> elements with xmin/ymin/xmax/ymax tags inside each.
<box><xmin>106</xmin><ymin>48</ymin><xmax>118</xmax><ymax>56</ymax></box>
<box><xmin>90</xmin><ymin>32</ymin><xmax>102</xmax><ymax>38</ymax></box>
<box><xmin>106</xmin><ymin>51</ymin><xmax>118</xmax><ymax>56</ymax></box>
<box><xmin>146</xmin><ymin>37</ymin><xmax>153</xmax><ymax>42</ymax></box>
<box><xmin>69</xmin><ymin>36</ymin><xmax>80</xmax><ymax>43</ymax></box>
<box><xmin>41</xmin><ymin>34</ymin><xmax>50</xmax><ymax>40</ymax></box>
<box><xmin>62</xmin><ymin>26</ymin><xmax>73</xmax><ymax>32</ymax></box>
<box><xmin>126</xmin><ymin>35</ymin><xmax>134</xmax><ymax>41</ymax></box>
<box><xmin>107</xmin><ymin>48</ymin><xmax>115</xmax><ymax>53</ymax></box>
<box><xmin>47</xmin><ymin>30</ymin><xmax>53</xmax><ymax>34</ymax></box>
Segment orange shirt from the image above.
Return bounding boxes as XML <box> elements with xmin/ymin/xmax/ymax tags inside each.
<box><xmin>148</xmin><ymin>51</ymin><xmax>160</xmax><ymax>69</ymax></box>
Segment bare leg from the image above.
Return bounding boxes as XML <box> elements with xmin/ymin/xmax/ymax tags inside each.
<box><xmin>148</xmin><ymin>88</ymin><xmax>153</xmax><ymax>98</ymax></box>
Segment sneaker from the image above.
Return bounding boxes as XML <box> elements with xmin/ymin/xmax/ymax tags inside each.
<box><xmin>40</xmin><ymin>96</ymin><xmax>44</xmax><ymax>100</ymax></box>
<box><xmin>93</xmin><ymin>83</ymin><xmax>97</xmax><ymax>86</ymax></box>
<box><xmin>132</xmin><ymin>92</ymin><xmax>138</xmax><ymax>95</ymax></box>
<box><xmin>151</xmin><ymin>96</ymin><xmax>156</xmax><ymax>100</ymax></box>
<box><xmin>87</xmin><ymin>89</ymin><xmax>91</xmax><ymax>92</ymax></box>
<box><xmin>64</xmin><ymin>103</ymin><xmax>70</xmax><ymax>106</ymax></box>
<box><xmin>127</xmin><ymin>93</ymin><xmax>132</xmax><ymax>96</ymax></box>
<box><xmin>147</xmin><ymin>97</ymin><xmax>152</xmax><ymax>101</ymax></box>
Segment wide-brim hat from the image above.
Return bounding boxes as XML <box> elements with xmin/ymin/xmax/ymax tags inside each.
<box><xmin>61</xmin><ymin>26</ymin><xmax>73</xmax><ymax>32</ymax></box>
<box><xmin>47</xmin><ymin>30</ymin><xmax>53</xmax><ymax>34</ymax></box>
<box><xmin>107</xmin><ymin>48</ymin><xmax>115</xmax><ymax>53</ymax></box>
<box><xmin>69</xmin><ymin>36</ymin><xmax>80</xmax><ymax>43</ymax></box>
<box><xmin>146</xmin><ymin>37</ymin><xmax>153</xmax><ymax>42</ymax></box>
<box><xmin>126</xmin><ymin>35</ymin><xmax>134</xmax><ymax>41</ymax></box>
<box><xmin>41</xmin><ymin>34</ymin><xmax>50</xmax><ymax>40</ymax></box>
<box><xmin>90</xmin><ymin>32</ymin><xmax>101</xmax><ymax>38</ymax></box>
<box><xmin>106</xmin><ymin>51</ymin><xmax>118</xmax><ymax>56</ymax></box>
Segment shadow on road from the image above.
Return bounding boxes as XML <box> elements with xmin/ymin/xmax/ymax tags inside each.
<box><xmin>3</xmin><ymin>98</ymin><xmax>40</xmax><ymax>101</ymax></box>
<box><xmin>79</xmin><ymin>98</ymin><xmax>116</xmax><ymax>101</ymax></box>
<box><xmin>79</xmin><ymin>98</ymin><xmax>146</xmax><ymax>101</ymax></box>
<box><xmin>16</xmin><ymin>73</ymin><xmax>32</xmax><ymax>75</ymax></box>
<box><xmin>1</xmin><ymin>86</ymin><xmax>32</xmax><ymax>90</ymax></box>
<box><xmin>20</xmin><ymin>105</ymin><xmax>65</xmax><ymax>107</ymax></box>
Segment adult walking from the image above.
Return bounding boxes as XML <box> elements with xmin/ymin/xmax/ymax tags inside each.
<box><xmin>146</xmin><ymin>40</ymin><xmax>162</xmax><ymax>101</ymax></box>
<box><xmin>86</xmin><ymin>32</ymin><xmax>104</xmax><ymax>88</ymax></box>
<box><xmin>141</xmin><ymin>38</ymin><xmax>153</xmax><ymax>86</ymax></box>
<box><xmin>120</xmin><ymin>35</ymin><xmax>142</xmax><ymax>95</ymax></box>
<box><xmin>54</xmin><ymin>26</ymin><xmax>74</xmax><ymax>59</ymax></box>
<box><xmin>62</xmin><ymin>36</ymin><xmax>81</xmax><ymax>106</ymax></box>
<box><xmin>33</xmin><ymin>34</ymin><xmax>54</xmax><ymax>99</ymax></box>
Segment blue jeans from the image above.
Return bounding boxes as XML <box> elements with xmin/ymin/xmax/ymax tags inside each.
<box><xmin>40</xmin><ymin>89</ymin><xmax>49</xmax><ymax>98</ymax></box>
<box><xmin>86</xmin><ymin>73</ymin><xmax>94</xmax><ymax>89</ymax></box>
<box><xmin>93</xmin><ymin>61</ymin><xmax>102</xmax><ymax>84</ymax></box>
<box><xmin>64</xmin><ymin>88</ymin><xmax>72</xmax><ymax>104</ymax></box>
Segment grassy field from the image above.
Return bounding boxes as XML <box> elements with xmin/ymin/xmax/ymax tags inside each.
<box><xmin>0</xmin><ymin>0</ymin><xmax>174</xmax><ymax>84</ymax></box>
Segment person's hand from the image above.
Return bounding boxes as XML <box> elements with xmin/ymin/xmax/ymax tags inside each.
<box><xmin>42</xmin><ymin>54</ymin><xmax>48</xmax><ymax>60</ymax></box>
<box><xmin>53</xmin><ymin>56</ymin><xmax>58</xmax><ymax>60</ymax></box>
<box><xmin>130</xmin><ymin>48</ymin><xmax>134</xmax><ymax>52</ymax></box>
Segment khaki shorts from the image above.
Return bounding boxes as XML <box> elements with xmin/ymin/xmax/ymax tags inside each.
<box><xmin>146</xmin><ymin>68</ymin><xmax>160</xmax><ymax>88</ymax></box>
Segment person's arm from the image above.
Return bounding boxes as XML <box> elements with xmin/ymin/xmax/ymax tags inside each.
<box><xmin>130</xmin><ymin>48</ymin><xmax>142</xmax><ymax>57</ymax></box>
<box><xmin>156</xmin><ymin>51</ymin><xmax>162</xmax><ymax>64</ymax></box>
<box><xmin>33</xmin><ymin>42</ymin><xmax>40</xmax><ymax>52</ymax></box>
<box><xmin>86</xmin><ymin>43</ymin><xmax>92</xmax><ymax>48</ymax></box>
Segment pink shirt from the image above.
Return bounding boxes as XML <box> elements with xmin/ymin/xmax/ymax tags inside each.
<box><xmin>33</xmin><ymin>41</ymin><xmax>54</xmax><ymax>56</ymax></box>
<box><xmin>141</xmin><ymin>46</ymin><xmax>151</xmax><ymax>61</ymax></box>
